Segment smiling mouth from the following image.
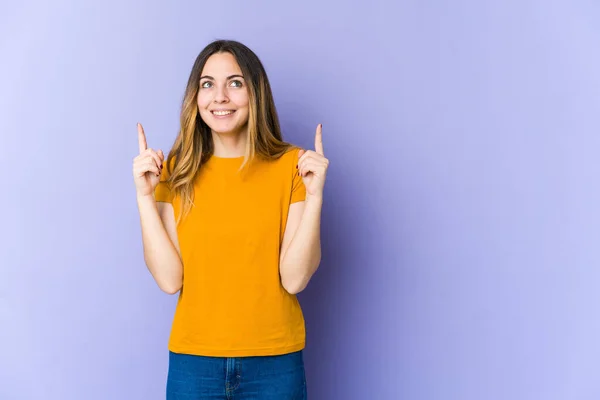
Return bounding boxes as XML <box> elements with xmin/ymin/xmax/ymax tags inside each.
<box><xmin>211</xmin><ymin>110</ymin><xmax>236</xmax><ymax>116</ymax></box>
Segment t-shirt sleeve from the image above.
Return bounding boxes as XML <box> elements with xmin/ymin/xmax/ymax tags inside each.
<box><xmin>290</xmin><ymin>148</ymin><xmax>306</xmax><ymax>204</ymax></box>
<box><xmin>154</xmin><ymin>159</ymin><xmax>174</xmax><ymax>203</ymax></box>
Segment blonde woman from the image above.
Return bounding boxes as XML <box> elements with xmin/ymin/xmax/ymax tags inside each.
<box><xmin>133</xmin><ymin>40</ymin><xmax>328</xmax><ymax>399</ymax></box>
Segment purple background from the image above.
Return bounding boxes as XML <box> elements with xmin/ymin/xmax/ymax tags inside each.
<box><xmin>2</xmin><ymin>1</ymin><xmax>600</xmax><ymax>399</ymax></box>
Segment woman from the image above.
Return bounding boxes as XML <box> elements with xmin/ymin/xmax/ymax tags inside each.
<box><xmin>132</xmin><ymin>39</ymin><xmax>328</xmax><ymax>399</ymax></box>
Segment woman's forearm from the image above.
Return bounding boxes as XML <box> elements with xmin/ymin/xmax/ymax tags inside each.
<box><xmin>137</xmin><ymin>194</ymin><xmax>183</xmax><ymax>294</ymax></box>
<box><xmin>280</xmin><ymin>196</ymin><xmax>323</xmax><ymax>294</ymax></box>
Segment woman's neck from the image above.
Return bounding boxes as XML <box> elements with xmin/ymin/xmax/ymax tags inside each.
<box><xmin>211</xmin><ymin>130</ymin><xmax>247</xmax><ymax>158</ymax></box>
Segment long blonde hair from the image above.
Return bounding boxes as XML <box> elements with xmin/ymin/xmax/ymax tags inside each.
<box><xmin>164</xmin><ymin>40</ymin><xmax>296</xmax><ymax>224</ymax></box>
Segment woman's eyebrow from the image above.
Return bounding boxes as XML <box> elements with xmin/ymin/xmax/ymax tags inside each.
<box><xmin>200</xmin><ymin>74</ymin><xmax>244</xmax><ymax>80</ymax></box>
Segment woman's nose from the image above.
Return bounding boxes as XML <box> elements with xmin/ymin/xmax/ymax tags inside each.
<box><xmin>213</xmin><ymin>85</ymin><xmax>229</xmax><ymax>103</ymax></box>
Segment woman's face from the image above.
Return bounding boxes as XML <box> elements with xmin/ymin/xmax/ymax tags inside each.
<box><xmin>197</xmin><ymin>52</ymin><xmax>250</xmax><ymax>136</ymax></box>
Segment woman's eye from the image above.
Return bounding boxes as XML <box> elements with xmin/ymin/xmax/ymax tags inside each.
<box><xmin>200</xmin><ymin>80</ymin><xmax>242</xmax><ymax>89</ymax></box>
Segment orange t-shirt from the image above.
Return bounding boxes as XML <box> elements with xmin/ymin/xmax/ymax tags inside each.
<box><xmin>154</xmin><ymin>147</ymin><xmax>306</xmax><ymax>357</ymax></box>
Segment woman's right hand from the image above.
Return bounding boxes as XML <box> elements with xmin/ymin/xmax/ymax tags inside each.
<box><xmin>133</xmin><ymin>122</ymin><xmax>164</xmax><ymax>198</ymax></box>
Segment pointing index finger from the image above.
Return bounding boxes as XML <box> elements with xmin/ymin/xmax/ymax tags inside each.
<box><xmin>137</xmin><ymin>123</ymin><xmax>148</xmax><ymax>154</ymax></box>
<box><xmin>315</xmin><ymin>124</ymin><xmax>324</xmax><ymax>155</ymax></box>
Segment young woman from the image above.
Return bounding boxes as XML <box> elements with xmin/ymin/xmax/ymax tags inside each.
<box><xmin>132</xmin><ymin>39</ymin><xmax>328</xmax><ymax>399</ymax></box>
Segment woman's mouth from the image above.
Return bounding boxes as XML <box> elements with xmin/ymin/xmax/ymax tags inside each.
<box><xmin>211</xmin><ymin>110</ymin><xmax>236</xmax><ymax>118</ymax></box>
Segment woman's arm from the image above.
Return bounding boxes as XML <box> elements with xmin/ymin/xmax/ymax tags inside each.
<box><xmin>279</xmin><ymin>197</ymin><xmax>322</xmax><ymax>294</ymax></box>
<box><xmin>279</xmin><ymin>124</ymin><xmax>328</xmax><ymax>294</ymax></box>
<box><xmin>134</xmin><ymin>123</ymin><xmax>182</xmax><ymax>295</ymax></box>
<box><xmin>137</xmin><ymin>194</ymin><xmax>183</xmax><ymax>294</ymax></box>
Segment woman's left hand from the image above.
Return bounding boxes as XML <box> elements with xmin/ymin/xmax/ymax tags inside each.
<box><xmin>298</xmin><ymin>124</ymin><xmax>329</xmax><ymax>200</ymax></box>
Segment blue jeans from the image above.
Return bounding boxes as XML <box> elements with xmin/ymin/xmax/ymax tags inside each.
<box><xmin>166</xmin><ymin>350</ymin><xmax>307</xmax><ymax>399</ymax></box>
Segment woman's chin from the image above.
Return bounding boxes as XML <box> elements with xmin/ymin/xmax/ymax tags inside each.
<box><xmin>210</xmin><ymin>123</ymin><xmax>248</xmax><ymax>136</ymax></box>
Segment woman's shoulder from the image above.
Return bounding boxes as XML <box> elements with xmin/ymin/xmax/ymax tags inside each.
<box><xmin>275</xmin><ymin>145</ymin><xmax>303</xmax><ymax>169</ymax></box>
<box><xmin>255</xmin><ymin>144</ymin><xmax>300</xmax><ymax>164</ymax></box>
<box><xmin>251</xmin><ymin>145</ymin><xmax>300</xmax><ymax>177</ymax></box>
<box><xmin>283</xmin><ymin>145</ymin><xmax>303</xmax><ymax>158</ymax></box>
